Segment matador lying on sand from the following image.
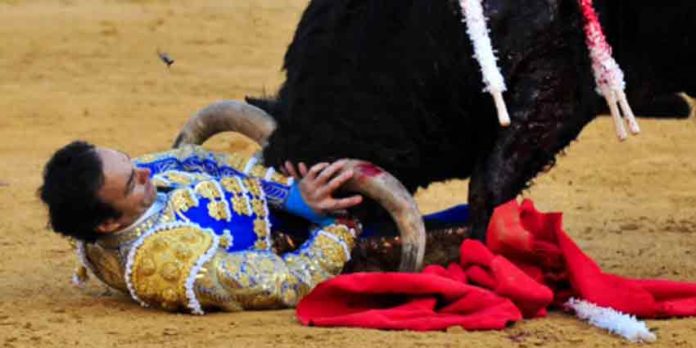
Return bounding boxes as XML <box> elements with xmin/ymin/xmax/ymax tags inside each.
<box><xmin>39</xmin><ymin>142</ymin><xmax>469</xmax><ymax>314</ymax></box>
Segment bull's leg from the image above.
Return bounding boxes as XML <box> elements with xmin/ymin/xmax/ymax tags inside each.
<box><xmin>628</xmin><ymin>93</ymin><xmax>692</xmax><ymax>119</ymax></box>
<box><xmin>468</xmin><ymin>53</ymin><xmax>596</xmax><ymax>241</ymax></box>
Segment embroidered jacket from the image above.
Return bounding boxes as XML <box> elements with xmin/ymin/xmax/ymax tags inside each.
<box><xmin>77</xmin><ymin>146</ymin><xmax>358</xmax><ymax>313</ymax></box>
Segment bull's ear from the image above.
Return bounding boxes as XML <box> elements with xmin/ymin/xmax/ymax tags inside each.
<box><xmin>96</xmin><ymin>219</ymin><xmax>121</xmax><ymax>234</ymax></box>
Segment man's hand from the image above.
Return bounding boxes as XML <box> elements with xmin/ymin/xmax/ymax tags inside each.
<box><xmin>283</xmin><ymin>160</ymin><xmax>362</xmax><ymax>215</ymax></box>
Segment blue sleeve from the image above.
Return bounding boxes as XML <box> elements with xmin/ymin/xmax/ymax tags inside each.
<box><xmin>280</xmin><ymin>183</ymin><xmax>336</xmax><ymax>226</ymax></box>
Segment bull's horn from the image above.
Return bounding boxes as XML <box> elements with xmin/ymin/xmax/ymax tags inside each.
<box><xmin>173</xmin><ymin>100</ymin><xmax>277</xmax><ymax>148</ymax></box>
<box><xmin>172</xmin><ymin>102</ymin><xmax>425</xmax><ymax>271</ymax></box>
<box><xmin>343</xmin><ymin>160</ymin><xmax>426</xmax><ymax>272</ymax></box>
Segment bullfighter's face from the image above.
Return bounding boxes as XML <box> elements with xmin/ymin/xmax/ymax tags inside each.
<box><xmin>94</xmin><ymin>147</ymin><xmax>157</xmax><ymax>234</ymax></box>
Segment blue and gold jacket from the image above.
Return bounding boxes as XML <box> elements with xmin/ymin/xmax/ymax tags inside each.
<box><xmin>77</xmin><ymin>145</ymin><xmax>358</xmax><ymax>314</ymax></box>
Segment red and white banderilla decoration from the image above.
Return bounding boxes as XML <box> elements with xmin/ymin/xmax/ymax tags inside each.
<box><xmin>460</xmin><ymin>0</ymin><xmax>640</xmax><ymax>140</ymax></box>
<box><xmin>579</xmin><ymin>0</ymin><xmax>639</xmax><ymax>140</ymax></box>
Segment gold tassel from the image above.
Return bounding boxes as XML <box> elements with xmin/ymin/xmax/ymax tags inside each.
<box><xmin>72</xmin><ymin>264</ymin><xmax>89</xmax><ymax>287</ymax></box>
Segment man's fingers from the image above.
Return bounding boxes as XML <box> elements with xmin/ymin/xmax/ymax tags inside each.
<box><xmin>299</xmin><ymin>162</ymin><xmax>309</xmax><ymax>177</ymax></box>
<box><xmin>316</xmin><ymin>159</ymin><xmax>348</xmax><ymax>184</ymax></box>
<box><xmin>314</xmin><ymin>169</ymin><xmax>353</xmax><ymax>198</ymax></box>
<box><xmin>284</xmin><ymin>161</ymin><xmax>300</xmax><ymax>179</ymax></box>
<box><xmin>321</xmin><ymin>195</ymin><xmax>363</xmax><ymax>211</ymax></box>
<box><xmin>320</xmin><ymin>169</ymin><xmax>354</xmax><ymax>196</ymax></box>
<box><xmin>307</xmin><ymin>162</ymin><xmax>329</xmax><ymax>179</ymax></box>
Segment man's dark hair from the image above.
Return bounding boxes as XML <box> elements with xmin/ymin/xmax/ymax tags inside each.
<box><xmin>39</xmin><ymin>141</ymin><xmax>121</xmax><ymax>243</ymax></box>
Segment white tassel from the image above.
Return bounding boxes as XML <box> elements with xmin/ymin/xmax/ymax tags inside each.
<box><xmin>565</xmin><ymin>298</ymin><xmax>656</xmax><ymax>343</ymax></box>
<box><xmin>459</xmin><ymin>0</ymin><xmax>510</xmax><ymax>127</ymax></box>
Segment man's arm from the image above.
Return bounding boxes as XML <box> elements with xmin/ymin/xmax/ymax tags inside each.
<box><xmin>192</xmin><ymin>221</ymin><xmax>359</xmax><ymax>311</ymax></box>
<box><xmin>135</xmin><ymin>145</ymin><xmax>361</xmax><ymax>224</ymax></box>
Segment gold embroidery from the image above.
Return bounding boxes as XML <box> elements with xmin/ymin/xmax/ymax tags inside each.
<box><xmin>166</xmin><ymin>172</ymin><xmax>194</xmax><ymax>186</ymax></box>
<box><xmin>254</xmin><ymin>240</ymin><xmax>268</xmax><ymax>251</ymax></box>
<box><xmin>270</xmin><ymin>171</ymin><xmax>291</xmax><ymax>185</ymax></box>
<box><xmin>84</xmin><ymin>244</ymin><xmax>129</xmax><ymax>292</ymax></box>
<box><xmin>195</xmin><ymin>181</ymin><xmax>222</xmax><ymax>200</ymax></box>
<box><xmin>160</xmin><ymin>261</ymin><xmax>183</xmax><ymax>281</ymax></box>
<box><xmin>319</xmin><ymin>234</ymin><xmax>350</xmax><ymax>275</ymax></box>
<box><xmin>219</xmin><ymin>236</ymin><xmax>232</xmax><ymax>249</ymax></box>
<box><xmin>139</xmin><ymin>257</ymin><xmax>157</xmax><ymax>276</ymax></box>
<box><xmin>223</xmin><ymin>153</ymin><xmax>251</xmax><ymax>173</ymax></box>
<box><xmin>129</xmin><ymin>226</ymin><xmax>214</xmax><ymax>311</ymax></box>
<box><xmin>318</xmin><ymin>236</ymin><xmax>349</xmax><ymax>267</ymax></box>
<box><xmin>218</xmin><ymin>259</ymin><xmax>241</xmax><ymax>291</ymax></box>
<box><xmin>231</xmin><ymin>196</ymin><xmax>252</xmax><ymax>216</ymax></box>
<box><xmin>207</xmin><ymin>200</ymin><xmax>230</xmax><ymax>221</ymax></box>
<box><xmin>250</xmin><ymin>199</ymin><xmax>266</xmax><ymax>217</ymax></box>
<box><xmin>257</xmin><ymin>258</ymin><xmax>276</xmax><ymax>273</ymax></box>
<box><xmin>218</xmin><ymin>230</ymin><xmax>233</xmax><ymax>250</ymax></box>
<box><xmin>159</xmin><ymin>208</ymin><xmax>176</xmax><ymax>223</ymax></box>
<box><xmin>204</xmin><ymin>244</ymin><xmax>344</xmax><ymax>309</ymax></box>
<box><xmin>220</xmin><ymin>177</ymin><xmax>243</xmax><ymax>194</ymax></box>
<box><xmin>213</xmin><ymin>252</ymin><xmax>283</xmax><ymax>308</ymax></box>
<box><xmin>246</xmin><ymin>165</ymin><xmax>290</xmax><ymax>185</ymax></box>
<box><xmin>193</xmin><ymin>173</ymin><xmax>214</xmax><ymax>183</ymax></box>
<box><xmin>249</xmin><ymin>165</ymin><xmax>266</xmax><ymax>181</ymax></box>
<box><xmin>236</xmin><ymin>273</ymin><xmax>251</xmax><ymax>288</ymax></box>
<box><xmin>170</xmin><ymin>189</ymin><xmax>198</xmax><ymax>213</ymax></box>
<box><xmin>253</xmin><ymin>219</ymin><xmax>269</xmax><ymax>239</ymax></box>
<box><xmin>173</xmin><ymin>244</ymin><xmax>192</xmax><ymax>260</ymax></box>
<box><xmin>151</xmin><ymin>237</ymin><xmax>169</xmax><ymax>251</ymax></box>
<box><xmin>323</xmin><ymin>225</ymin><xmax>356</xmax><ymax>249</ymax></box>
<box><xmin>281</xmin><ymin>288</ymin><xmax>297</xmax><ymax>305</ymax></box>
<box><xmin>98</xmin><ymin>206</ymin><xmax>165</xmax><ymax>249</ymax></box>
<box><xmin>244</xmin><ymin>178</ymin><xmax>262</xmax><ymax>197</ymax></box>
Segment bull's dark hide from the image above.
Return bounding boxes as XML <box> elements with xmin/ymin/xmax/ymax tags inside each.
<box><xmin>600</xmin><ymin>0</ymin><xmax>695</xmax><ymax>118</ymax></box>
<box><xmin>249</xmin><ymin>0</ymin><xmax>694</xmax><ymax>239</ymax></box>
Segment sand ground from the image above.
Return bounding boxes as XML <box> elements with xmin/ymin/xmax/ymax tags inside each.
<box><xmin>1</xmin><ymin>0</ymin><xmax>695</xmax><ymax>347</ymax></box>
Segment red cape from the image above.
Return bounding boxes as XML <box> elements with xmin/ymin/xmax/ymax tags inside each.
<box><xmin>297</xmin><ymin>199</ymin><xmax>696</xmax><ymax>330</ymax></box>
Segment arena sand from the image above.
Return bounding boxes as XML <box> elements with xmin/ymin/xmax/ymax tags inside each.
<box><xmin>1</xmin><ymin>0</ymin><xmax>695</xmax><ymax>347</ymax></box>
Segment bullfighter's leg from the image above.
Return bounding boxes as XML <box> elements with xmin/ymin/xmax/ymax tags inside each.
<box><xmin>468</xmin><ymin>51</ymin><xmax>597</xmax><ymax>242</ymax></box>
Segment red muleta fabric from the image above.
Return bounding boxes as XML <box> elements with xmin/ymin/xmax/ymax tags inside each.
<box><xmin>296</xmin><ymin>199</ymin><xmax>696</xmax><ymax>330</ymax></box>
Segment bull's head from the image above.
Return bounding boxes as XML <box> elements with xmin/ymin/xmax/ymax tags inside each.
<box><xmin>173</xmin><ymin>100</ymin><xmax>426</xmax><ymax>272</ymax></box>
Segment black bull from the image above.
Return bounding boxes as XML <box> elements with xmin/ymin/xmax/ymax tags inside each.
<box><xmin>601</xmin><ymin>1</ymin><xmax>695</xmax><ymax>118</ymax></box>
<box><xmin>178</xmin><ymin>0</ymin><xmax>694</xmax><ymax>249</ymax></box>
